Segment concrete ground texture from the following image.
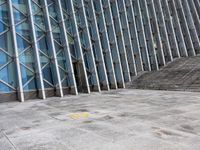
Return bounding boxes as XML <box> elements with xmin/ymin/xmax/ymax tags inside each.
<box><xmin>0</xmin><ymin>89</ymin><xmax>200</xmax><ymax>150</ymax></box>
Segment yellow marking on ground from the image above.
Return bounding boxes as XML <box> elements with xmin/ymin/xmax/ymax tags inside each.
<box><xmin>68</xmin><ymin>112</ymin><xmax>90</xmax><ymax>119</ymax></box>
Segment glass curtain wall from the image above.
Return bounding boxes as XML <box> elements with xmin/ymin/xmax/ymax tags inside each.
<box><xmin>0</xmin><ymin>0</ymin><xmax>200</xmax><ymax>102</ymax></box>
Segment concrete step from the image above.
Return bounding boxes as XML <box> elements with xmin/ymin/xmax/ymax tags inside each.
<box><xmin>128</xmin><ymin>56</ymin><xmax>200</xmax><ymax>92</ymax></box>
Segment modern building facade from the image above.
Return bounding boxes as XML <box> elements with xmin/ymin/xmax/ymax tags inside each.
<box><xmin>0</xmin><ymin>0</ymin><xmax>200</xmax><ymax>102</ymax></box>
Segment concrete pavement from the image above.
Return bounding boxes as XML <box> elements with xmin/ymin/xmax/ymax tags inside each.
<box><xmin>0</xmin><ymin>89</ymin><xmax>200</xmax><ymax>150</ymax></box>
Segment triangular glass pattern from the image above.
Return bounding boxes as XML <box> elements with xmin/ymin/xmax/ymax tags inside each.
<box><xmin>23</xmin><ymin>78</ymin><xmax>37</xmax><ymax>91</ymax></box>
<box><xmin>15</xmin><ymin>21</ymin><xmax>31</xmax><ymax>41</ymax></box>
<box><xmin>13</xmin><ymin>7</ymin><xmax>26</xmax><ymax>24</ymax></box>
<box><xmin>0</xmin><ymin>50</ymin><xmax>12</xmax><ymax>67</ymax></box>
<box><xmin>0</xmin><ymin>82</ymin><xmax>13</xmax><ymax>92</ymax></box>
<box><xmin>40</xmin><ymin>52</ymin><xmax>49</xmax><ymax>67</ymax></box>
<box><xmin>42</xmin><ymin>64</ymin><xmax>54</xmax><ymax>84</ymax></box>
<box><xmin>0</xmin><ymin>62</ymin><xmax>17</xmax><ymax>88</ymax></box>
<box><xmin>19</xmin><ymin>48</ymin><xmax>35</xmax><ymax>70</ymax></box>
<box><xmin>20</xmin><ymin>64</ymin><xmax>35</xmax><ymax>85</ymax></box>
<box><xmin>57</xmin><ymin>50</ymin><xmax>66</xmax><ymax>69</ymax></box>
<box><xmin>12</xmin><ymin>0</ymin><xmax>28</xmax><ymax>15</ymax></box>
<box><xmin>37</xmin><ymin>37</ymin><xmax>49</xmax><ymax>55</ymax></box>
<box><xmin>0</xmin><ymin>4</ymin><xmax>9</xmax><ymax>24</ymax></box>
<box><xmin>0</xmin><ymin>21</ymin><xmax>7</xmax><ymax>33</ymax></box>
<box><xmin>16</xmin><ymin>34</ymin><xmax>30</xmax><ymax>52</ymax></box>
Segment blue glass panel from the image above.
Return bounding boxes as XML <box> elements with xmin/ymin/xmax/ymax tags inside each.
<box><xmin>34</xmin><ymin>13</ymin><xmax>45</xmax><ymax>30</ymax></box>
<box><xmin>15</xmin><ymin>22</ymin><xmax>31</xmax><ymax>40</ymax></box>
<box><xmin>44</xmin><ymin>81</ymin><xmax>53</xmax><ymax>88</ymax></box>
<box><xmin>13</xmin><ymin>8</ymin><xmax>25</xmax><ymax>24</ymax></box>
<box><xmin>0</xmin><ymin>21</ymin><xmax>7</xmax><ymax>33</ymax></box>
<box><xmin>16</xmin><ymin>35</ymin><xmax>29</xmax><ymax>51</ymax></box>
<box><xmin>19</xmin><ymin>49</ymin><xmax>35</xmax><ymax>70</ymax></box>
<box><xmin>0</xmin><ymin>31</ymin><xmax>13</xmax><ymax>54</ymax></box>
<box><xmin>0</xmin><ymin>4</ymin><xmax>9</xmax><ymax>24</ymax></box>
<box><xmin>0</xmin><ymin>51</ymin><xmax>7</xmax><ymax>67</ymax></box>
<box><xmin>12</xmin><ymin>0</ymin><xmax>28</xmax><ymax>14</ymax></box>
<box><xmin>37</xmin><ymin>37</ymin><xmax>49</xmax><ymax>55</ymax></box>
<box><xmin>23</xmin><ymin>79</ymin><xmax>37</xmax><ymax>91</ymax></box>
<box><xmin>40</xmin><ymin>53</ymin><xmax>49</xmax><ymax>67</ymax></box>
<box><xmin>0</xmin><ymin>82</ymin><xmax>11</xmax><ymax>92</ymax></box>
<box><xmin>57</xmin><ymin>51</ymin><xmax>66</xmax><ymax>69</ymax></box>
<box><xmin>0</xmin><ymin>63</ymin><xmax>17</xmax><ymax>89</ymax></box>
<box><xmin>0</xmin><ymin>33</ymin><xmax>8</xmax><ymax>51</ymax></box>
<box><xmin>20</xmin><ymin>64</ymin><xmax>37</xmax><ymax>91</ymax></box>
<box><xmin>42</xmin><ymin>64</ymin><xmax>54</xmax><ymax>84</ymax></box>
<box><xmin>0</xmin><ymin>0</ymin><xmax>6</xmax><ymax>5</ymax></box>
<box><xmin>35</xmin><ymin>25</ymin><xmax>44</xmax><ymax>38</ymax></box>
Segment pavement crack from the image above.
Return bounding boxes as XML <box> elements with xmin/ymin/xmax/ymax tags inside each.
<box><xmin>0</xmin><ymin>129</ymin><xmax>18</xmax><ymax>150</ymax></box>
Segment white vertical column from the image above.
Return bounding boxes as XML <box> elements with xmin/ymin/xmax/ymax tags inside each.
<box><xmin>84</xmin><ymin>0</ymin><xmax>110</xmax><ymax>90</ymax></box>
<box><xmin>146</xmin><ymin>0</ymin><xmax>166</xmax><ymax>67</ymax></box>
<box><xmin>101</xmin><ymin>0</ymin><xmax>125</xmax><ymax>88</ymax></box>
<box><xmin>153</xmin><ymin>0</ymin><xmax>173</xmax><ymax>63</ymax></box>
<box><xmin>57</xmin><ymin>0</ymin><xmax>78</xmax><ymax>95</ymax></box>
<box><xmin>161</xmin><ymin>0</ymin><xmax>180</xmax><ymax>58</ymax></box>
<box><xmin>132</xmin><ymin>0</ymin><xmax>151</xmax><ymax>71</ymax></box>
<box><xmin>42</xmin><ymin>0</ymin><xmax>64</xmax><ymax>97</ymax></box>
<box><xmin>93</xmin><ymin>0</ymin><xmax>118</xmax><ymax>89</ymax></box>
<box><xmin>174</xmin><ymin>0</ymin><xmax>195</xmax><ymax>56</ymax></box>
<box><xmin>139</xmin><ymin>0</ymin><xmax>159</xmax><ymax>70</ymax></box>
<box><xmin>116</xmin><ymin>0</ymin><xmax>138</xmax><ymax>76</ymax></box>
<box><xmin>109</xmin><ymin>0</ymin><xmax>131</xmax><ymax>82</ymax></box>
<box><xmin>193</xmin><ymin>0</ymin><xmax>200</xmax><ymax>19</ymax></box>
<box><xmin>27</xmin><ymin>0</ymin><xmax>46</xmax><ymax>99</ymax></box>
<box><xmin>188</xmin><ymin>0</ymin><xmax>200</xmax><ymax>45</ymax></box>
<box><xmin>124</xmin><ymin>0</ymin><xmax>144</xmax><ymax>72</ymax></box>
<box><xmin>69</xmin><ymin>0</ymin><xmax>91</xmax><ymax>93</ymax></box>
<box><xmin>181</xmin><ymin>0</ymin><xmax>200</xmax><ymax>54</ymax></box>
<box><xmin>168</xmin><ymin>0</ymin><xmax>188</xmax><ymax>57</ymax></box>
<box><xmin>8</xmin><ymin>0</ymin><xmax>24</xmax><ymax>102</ymax></box>
<box><xmin>72</xmin><ymin>0</ymin><xmax>100</xmax><ymax>92</ymax></box>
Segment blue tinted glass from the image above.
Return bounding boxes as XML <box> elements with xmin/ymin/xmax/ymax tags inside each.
<box><xmin>0</xmin><ymin>4</ymin><xmax>9</xmax><ymax>24</ymax></box>
<box><xmin>16</xmin><ymin>35</ymin><xmax>29</xmax><ymax>51</ymax></box>
<box><xmin>42</xmin><ymin>64</ymin><xmax>54</xmax><ymax>85</ymax></box>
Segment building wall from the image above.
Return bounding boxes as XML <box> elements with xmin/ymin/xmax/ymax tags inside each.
<box><xmin>0</xmin><ymin>0</ymin><xmax>200</xmax><ymax>102</ymax></box>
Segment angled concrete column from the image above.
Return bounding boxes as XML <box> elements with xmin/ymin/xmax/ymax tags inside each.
<box><xmin>174</xmin><ymin>0</ymin><xmax>195</xmax><ymax>56</ymax></box>
<box><xmin>139</xmin><ymin>0</ymin><xmax>159</xmax><ymax>70</ymax></box>
<box><xmin>109</xmin><ymin>0</ymin><xmax>131</xmax><ymax>82</ymax></box>
<box><xmin>153</xmin><ymin>0</ymin><xmax>173</xmax><ymax>63</ymax></box>
<box><xmin>160</xmin><ymin>0</ymin><xmax>180</xmax><ymax>58</ymax></box>
<box><xmin>83</xmin><ymin>0</ymin><xmax>109</xmax><ymax>90</ymax></box>
<box><xmin>181</xmin><ymin>0</ymin><xmax>200</xmax><ymax>54</ymax></box>
<box><xmin>92</xmin><ymin>0</ymin><xmax>118</xmax><ymax>89</ymax></box>
<box><xmin>8</xmin><ymin>0</ymin><xmax>24</xmax><ymax>102</ymax></box>
<box><xmin>101</xmin><ymin>0</ymin><xmax>125</xmax><ymax>88</ymax></box>
<box><xmin>72</xmin><ymin>0</ymin><xmax>101</xmax><ymax>92</ymax></box>
<box><xmin>56</xmin><ymin>0</ymin><xmax>78</xmax><ymax>95</ymax></box>
<box><xmin>62</xmin><ymin>0</ymin><xmax>90</xmax><ymax>93</ymax></box>
<box><xmin>168</xmin><ymin>0</ymin><xmax>188</xmax><ymax>57</ymax></box>
<box><xmin>193</xmin><ymin>0</ymin><xmax>200</xmax><ymax>19</ymax></box>
<box><xmin>123</xmin><ymin>0</ymin><xmax>144</xmax><ymax>72</ymax></box>
<box><xmin>27</xmin><ymin>0</ymin><xmax>46</xmax><ymax>99</ymax></box>
<box><xmin>116</xmin><ymin>0</ymin><xmax>137</xmax><ymax>76</ymax></box>
<box><xmin>132</xmin><ymin>0</ymin><xmax>151</xmax><ymax>71</ymax></box>
<box><xmin>188</xmin><ymin>0</ymin><xmax>200</xmax><ymax>48</ymax></box>
<box><xmin>146</xmin><ymin>0</ymin><xmax>166</xmax><ymax>67</ymax></box>
<box><xmin>41</xmin><ymin>0</ymin><xmax>64</xmax><ymax>97</ymax></box>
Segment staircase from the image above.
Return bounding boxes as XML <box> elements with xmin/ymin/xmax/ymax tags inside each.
<box><xmin>128</xmin><ymin>56</ymin><xmax>200</xmax><ymax>92</ymax></box>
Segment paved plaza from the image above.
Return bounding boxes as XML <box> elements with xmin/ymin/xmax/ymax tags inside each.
<box><xmin>0</xmin><ymin>89</ymin><xmax>200</xmax><ymax>150</ymax></box>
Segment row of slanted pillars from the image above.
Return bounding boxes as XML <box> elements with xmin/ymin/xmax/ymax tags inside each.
<box><xmin>2</xmin><ymin>0</ymin><xmax>200</xmax><ymax>102</ymax></box>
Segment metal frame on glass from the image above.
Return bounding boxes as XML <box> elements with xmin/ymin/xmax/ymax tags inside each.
<box><xmin>124</xmin><ymin>0</ymin><xmax>144</xmax><ymax>72</ymax></box>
